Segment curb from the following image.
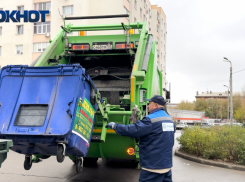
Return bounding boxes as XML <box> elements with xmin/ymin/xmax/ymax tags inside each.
<box><xmin>175</xmin><ymin>149</ymin><xmax>245</xmax><ymax>172</ymax></box>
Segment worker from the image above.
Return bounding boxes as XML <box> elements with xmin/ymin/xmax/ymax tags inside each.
<box><xmin>106</xmin><ymin>95</ymin><xmax>175</xmax><ymax>182</ymax></box>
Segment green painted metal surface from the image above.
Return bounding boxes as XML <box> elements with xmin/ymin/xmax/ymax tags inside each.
<box><xmin>0</xmin><ymin>139</ymin><xmax>13</xmax><ymax>167</ymax></box>
<box><xmin>34</xmin><ymin>21</ymin><xmax>162</xmax><ymax>163</ymax></box>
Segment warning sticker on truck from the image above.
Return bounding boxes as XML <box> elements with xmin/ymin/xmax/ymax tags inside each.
<box><xmin>72</xmin><ymin>98</ymin><xmax>95</xmax><ymax>143</ymax></box>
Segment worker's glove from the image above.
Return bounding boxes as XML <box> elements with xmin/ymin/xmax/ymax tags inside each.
<box><xmin>106</xmin><ymin>122</ymin><xmax>116</xmax><ymax>129</ymax></box>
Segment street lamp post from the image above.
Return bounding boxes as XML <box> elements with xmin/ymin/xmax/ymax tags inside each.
<box><xmin>224</xmin><ymin>85</ymin><xmax>229</xmax><ymax>123</ymax></box>
<box><xmin>223</xmin><ymin>57</ymin><xmax>233</xmax><ymax>127</ymax></box>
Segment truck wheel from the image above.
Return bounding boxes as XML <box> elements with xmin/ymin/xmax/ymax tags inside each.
<box><xmin>57</xmin><ymin>145</ymin><xmax>65</xmax><ymax>163</ymax></box>
<box><xmin>24</xmin><ymin>156</ymin><xmax>32</xmax><ymax>170</ymax></box>
<box><xmin>76</xmin><ymin>158</ymin><xmax>83</xmax><ymax>173</ymax></box>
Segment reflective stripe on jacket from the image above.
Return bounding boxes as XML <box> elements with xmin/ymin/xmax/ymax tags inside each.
<box><xmin>113</xmin><ymin>108</ymin><xmax>175</xmax><ymax>169</ymax></box>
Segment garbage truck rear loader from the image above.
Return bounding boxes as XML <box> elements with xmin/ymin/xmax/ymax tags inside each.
<box><xmin>35</xmin><ymin>15</ymin><xmax>163</xmax><ymax>164</ymax></box>
<box><xmin>0</xmin><ymin>15</ymin><xmax>163</xmax><ymax>171</ymax></box>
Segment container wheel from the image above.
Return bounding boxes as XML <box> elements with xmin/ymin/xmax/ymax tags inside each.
<box><xmin>57</xmin><ymin>144</ymin><xmax>65</xmax><ymax>163</ymax></box>
<box><xmin>76</xmin><ymin>158</ymin><xmax>84</xmax><ymax>173</ymax></box>
<box><xmin>24</xmin><ymin>155</ymin><xmax>32</xmax><ymax>170</ymax></box>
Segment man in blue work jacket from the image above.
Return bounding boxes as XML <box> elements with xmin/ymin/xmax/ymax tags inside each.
<box><xmin>106</xmin><ymin>95</ymin><xmax>175</xmax><ymax>182</ymax></box>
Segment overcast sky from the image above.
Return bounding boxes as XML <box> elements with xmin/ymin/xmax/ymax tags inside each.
<box><xmin>150</xmin><ymin>0</ymin><xmax>245</xmax><ymax>103</ymax></box>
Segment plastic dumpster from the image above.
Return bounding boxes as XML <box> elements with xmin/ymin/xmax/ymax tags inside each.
<box><xmin>0</xmin><ymin>64</ymin><xmax>100</xmax><ymax>172</ymax></box>
<box><xmin>0</xmin><ymin>139</ymin><xmax>13</xmax><ymax>168</ymax></box>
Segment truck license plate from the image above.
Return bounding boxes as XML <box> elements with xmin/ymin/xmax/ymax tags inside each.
<box><xmin>92</xmin><ymin>43</ymin><xmax>112</xmax><ymax>50</ymax></box>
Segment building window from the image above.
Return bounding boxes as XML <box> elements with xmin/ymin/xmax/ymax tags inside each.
<box><xmin>127</xmin><ymin>0</ymin><xmax>130</xmax><ymax>2</ymax></box>
<box><xmin>63</xmin><ymin>5</ymin><xmax>73</xmax><ymax>15</ymax></box>
<box><xmin>134</xmin><ymin>0</ymin><xmax>137</xmax><ymax>10</ymax></box>
<box><xmin>144</xmin><ymin>0</ymin><xmax>146</xmax><ymax>8</ymax></box>
<box><xmin>0</xmin><ymin>46</ymin><xmax>1</xmax><ymax>56</ymax></box>
<box><xmin>0</xmin><ymin>27</ymin><xmax>2</xmax><ymax>36</ymax></box>
<box><xmin>123</xmin><ymin>6</ymin><xmax>129</xmax><ymax>14</ymax></box>
<box><xmin>34</xmin><ymin>22</ymin><xmax>50</xmax><ymax>34</ymax></box>
<box><xmin>143</xmin><ymin>15</ymin><xmax>145</xmax><ymax>22</ymax></box>
<box><xmin>33</xmin><ymin>42</ymin><xmax>50</xmax><ymax>52</ymax></box>
<box><xmin>134</xmin><ymin>17</ymin><xmax>137</xmax><ymax>23</ymax></box>
<box><xmin>17</xmin><ymin>6</ymin><xmax>24</xmax><ymax>14</ymax></box>
<box><xmin>157</xmin><ymin>25</ymin><xmax>159</xmax><ymax>32</ymax></box>
<box><xmin>140</xmin><ymin>8</ymin><xmax>142</xmax><ymax>17</ymax></box>
<box><xmin>34</xmin><ymin>2</ymin><xmax>51</xmax><ymax>11</ymax></box>
<box><xmin>17</xmin><ymin>25</ymin><xmax>23</xmax><ymax>35</ymax></box>
<box><xmin>123</xmin><ymin>6</ymin><xmax>130</xmax><ymax>20</ymax></box>
<box><xmin>16</xmin><ymin>45</ymin><xmax>23</xmax><ymax>55</ymax></box>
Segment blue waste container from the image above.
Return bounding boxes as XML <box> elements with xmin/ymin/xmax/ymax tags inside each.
<box><xmin>0</xmin><ymin>64</ymin><xmax>100</xmax><ymax>172</ymax></box>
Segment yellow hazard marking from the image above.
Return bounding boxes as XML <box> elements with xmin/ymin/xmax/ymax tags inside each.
<box><xmin>131</xmin><ymin>76</ymin><xmax>135</xmax><ymax>102</ymax></box>
<box><xmin>93</xmin><ymin>129</ymin><xmax>116</xmax><ymax>133</ymax></box>
<box><xmin>133</xmin><ymin>65</ymin><xmax>137</xmax><ymax>71</ymax></box>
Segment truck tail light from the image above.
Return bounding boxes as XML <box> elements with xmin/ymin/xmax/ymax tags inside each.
<box><xmin>115</xmin><ymin>43</ymin><xmax>134</xmax><ymax>49</ymax></box>
<box><xmin>127</xmin><ymin>147</ymin><xmax>135</xmax><ymax>155</ymax></box>
<box><xmin>72</xmin><ymin>44</ymin><xmax>90</xmax><ymax>50</ymax></box>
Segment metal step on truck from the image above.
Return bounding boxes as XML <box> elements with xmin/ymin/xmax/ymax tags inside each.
<box><xmin>0</xmin><ymin>14</ymin><xmax>163</xmax><ymax>173</ymax></box>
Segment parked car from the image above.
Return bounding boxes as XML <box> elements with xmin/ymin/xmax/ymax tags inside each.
<box><xmin>176</xmin><ymin>122</ymin><xmax>188</xmax><ymax>130</ymax></box>
<box><xmin>200</xmin><ymin>123</ymin><xmax>211</xmax><ymax>128</ymax></box>
<box><xmin>233</xmin><ymin>123</ymin><xmax>243</xmax><ymax>126</ymax></box>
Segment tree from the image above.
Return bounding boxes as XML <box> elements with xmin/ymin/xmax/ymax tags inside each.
<box><xmin>205</xmin><ymin>109</ymin><xmax>214</xmax><ymax>118</ymax></box>
<box><xmin>194</xmin><ymin>98</ymin><xmax>207</xmax><ymax>111</ymax></box>
<box><xmin>220</xmin><ymin>99</ymin><xmax>228</xmax><ymax>119</ymax></box>
<box><xmin>177</xmin><ymin>100</ymin><xmax>195</xmax><ymax>110</ymax></box>
<box><xmin>234</xmin><ymin>107</ymin><xmax>245</xmax><ymax>123</ymax></box>
<box><xmin>233</xmin><ymin>94</ymin><xmax>242</xmax><ymax>113</ymax></box>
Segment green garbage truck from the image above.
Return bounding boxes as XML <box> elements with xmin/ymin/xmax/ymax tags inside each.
<box><xmin>32</xmin><ymin>14</ymin><xmax>164</xmax><ymax>167</ymax></box>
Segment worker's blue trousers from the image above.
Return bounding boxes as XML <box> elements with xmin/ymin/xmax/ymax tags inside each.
<box><xmin>139</xmin><ymin>169</ymin><xmax>172</xmax><ymax>182</ymax></box>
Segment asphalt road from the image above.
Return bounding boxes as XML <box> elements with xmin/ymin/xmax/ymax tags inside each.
<box><xmin>1</xmin><ymin>130</ymin><xmax>245</xmax><ymax>182</ymax></box>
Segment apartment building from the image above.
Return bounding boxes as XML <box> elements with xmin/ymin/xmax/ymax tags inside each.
<box><xmin>196</xmin><ymin>91</ymin><xmax>243</xmax><ymax>101</ymax></box>
<box><xmin>0</xmin><ymin>0</ymin><xmax>167</xmax><ymax>89</ymax></box>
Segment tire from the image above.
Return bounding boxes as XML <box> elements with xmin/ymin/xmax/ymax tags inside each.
<box><xmin>24</xmin><ymin>156</ymin><xmax>32</xmax><ymax>170</ymax></box>
<box><xmin>57</xmin><ymin>145</ymin><xmax>65</xmax><ymax>163</ymax></box>
<box><xmin>76</xmin><ymin>159</ymin><xmax>83</xmax><ymax>173</ymax></box>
